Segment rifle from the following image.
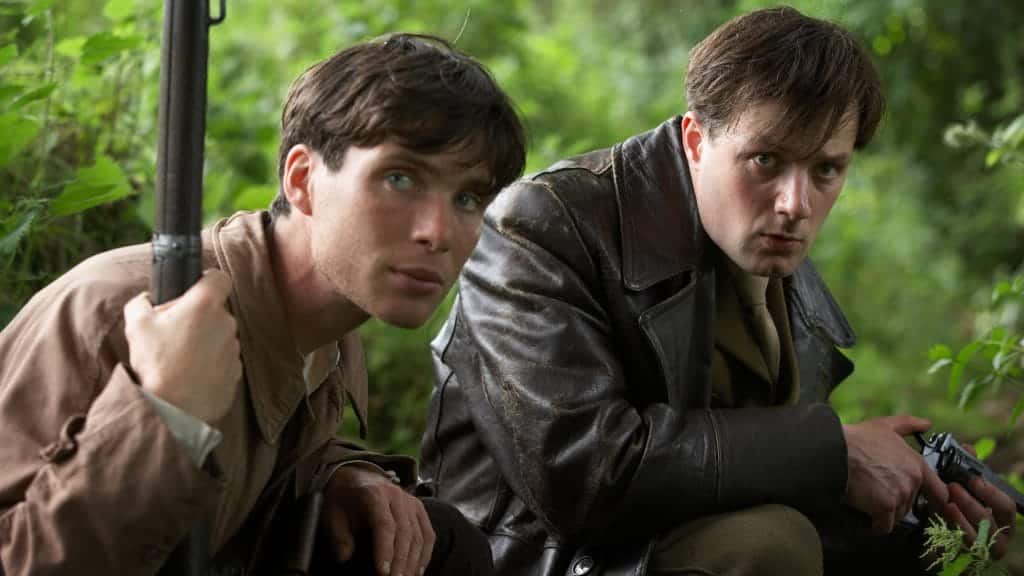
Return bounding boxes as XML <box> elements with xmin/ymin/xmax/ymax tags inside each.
<box><xmin>901</xmin><ymin>432</ymin><xmax>1024</xmax><ymax>529</ymax></box>
<box><xmin>152</xmin><ymin>0</ymin><xmax>225</xmax><ymax>573</ymax></box>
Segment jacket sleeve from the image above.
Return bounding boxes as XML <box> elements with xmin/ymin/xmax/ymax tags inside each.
<box><xmin>440</xmin><ymin>178</ymin><xmax>847</xmax><ymax>541</ymax></box>
<box><xmin>0</xmin><ymin>271</ymin><xmax>222</xmax><ymax>575</ymax></box>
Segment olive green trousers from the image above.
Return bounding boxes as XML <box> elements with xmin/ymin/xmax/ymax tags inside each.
<box><xmin>650</xmin><ymin>504</ymin><xmax>822</xmax><ymax>576</ymax></box>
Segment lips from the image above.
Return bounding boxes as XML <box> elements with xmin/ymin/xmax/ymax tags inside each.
<box><xmin>392</xmin><ymin>266</ymin><xmax>444</xmax><ymax>287</ymax></box>
<box><xmin>760</xmin><ymin>233</ymin><xmax>804</xmax><ymax>251</ymax></box>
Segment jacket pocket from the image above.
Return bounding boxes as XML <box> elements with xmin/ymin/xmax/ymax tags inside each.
<box><xmin>638</xmin><ymin>278</ymin><xmax>701</xmax><ymax>412</ymax></box>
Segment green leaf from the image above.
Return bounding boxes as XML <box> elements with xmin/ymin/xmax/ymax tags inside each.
<box><xmin>976</xmin><ymin>518</ymin><xmax>991</xmax><ymax>547</ymax></box>
<box><xmin>55</xmin><ymin>36</ymin><xmax>87</xmax><ymax>59</ymax></box>
<box><xmin>939</xmin><ymin>555</ymin><xmax>971</xmax><ymax>576</ymax></box>
<box><xmin>27</xmin><ymin>0</ymin><xmax>56</xmax><ymax>17</ymax></box>
<box><xmin>80</xmin><ymin>32</ymin><xmax>143</xmax><ymax>66</ymax></box>
<box><xmin>928</xmin><ymin>358</ymin><xmax>953</xmax><ymax>375</ymax></box>
<box><xmin>949</xmin><ymin>362</ymin><xmax>965</xmax><ymax>399</ymax></box>
<box><xmin>1000</xmin><ymin>114</ymin><xmax>1024</xmax><ymax>148</ymax></box>
<box><xmin>1011</xmin><ymin>397</ymin><xmax>1024</xmax><ymax>427</ymax></box>
<box><xmin>0</xmin><ymin>45</ymin><xmax>16</xmax><ymax>68</ymax></box>
<box><xmin>948</xmin><ymin>341</ymin><xmax>981</xmax><ymax>399</ymax></box>
<box><xmin>985</xmin><ymin>148</ymin><xmax>1002</xmax><ymax>168</ymax></box>
<box><xmin>0</xmin><ymin>84</ymin><xmax>24</xmax><ymax>108</ymax></box>
<box><xmin>974</xmin><ymin>437</ymin><xmax>996</xmax><ymax>461</ymax></box>
<box><xmin>103</xmin><ymin>0</ymin><xmax>136</xmax><ymax>21</ymax></box>
<box><xmin>929</xmin><ymin>344</ymin><xmax>953</xmax><ymax>361</ymax></box>
<box><xmin>0</xmin><ymin>209</ymin><xmax>38</xmax><ymax>255</ymax></box>
<box><xmin>956</xmin><ymin>341</ymin><xmax>983</xmax><ymax>365</ymax></box>
<box><xmin>0</xmin><ymin>113</ymin><xmax>40</xmax><ymax>167</ymax></box>
<box><xmin>993</xmin><ymin>280</ymin><xmax>1013</xmax><ymax>303</ymax></box>
<box><xmin>958</xmin><ymin>374</ymin><xmax>992</xmax><ymax>410</ymax></box>
<box><xmin>49</xmin><ymin>156</ymin><xmax>134</xmax><ymax>216</ymax></box>
<box><xmin>10</xmin><ymin>83</ymin><xmax>57</xmax><ymax>110</ymax></box>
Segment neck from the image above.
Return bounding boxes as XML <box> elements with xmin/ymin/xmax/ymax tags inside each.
<box><xmin>269</xmin><ymin>213</ymin><xmax>369</xmax><ymax>354</ymax></box>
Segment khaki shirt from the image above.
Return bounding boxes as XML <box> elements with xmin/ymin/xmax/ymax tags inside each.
<box><xmin>0</xmin><ymin>211</ymin><xmax>409</xmax><ymax>574</ymax></box>
<box><xmin>710</xmin><ymin>264</ymin><xmax>801</xmax><ymax>408</ymax></box>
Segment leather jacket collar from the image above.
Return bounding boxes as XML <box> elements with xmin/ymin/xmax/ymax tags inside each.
<box><xmin>610</xmin><ymin>116</ymin><xmax>854</xmax><ymax>347</ymax></box>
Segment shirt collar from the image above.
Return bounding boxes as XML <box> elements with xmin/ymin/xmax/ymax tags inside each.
<box><xmin>209</xmin><ymin>211</ymin><xmax>338</xmax><ymax>444</ymax></box>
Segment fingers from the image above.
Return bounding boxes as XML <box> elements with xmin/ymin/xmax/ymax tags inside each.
<box><xmin>942</xmin><ymin>499</ymin><xmax>976</xmax><ymax>541</ymax></box>
<box><xmin>122</xmin><ymin>291</ymin><xmax>155</xmax><ymax>329</ymax></box>
<box><xmin>386</xmin><ymin>497</ymin><xmax>416</xmax><ymax>576</ymax></box>
<box><xmin>885</xmin><ymin>414</ymin><xmax>932</xmax><ymax>436</ymax></box>
<box><xmin>947</xmin><ymin>481</ymin><xmax>1011</xmax><ymax>558</ymax></box>
<box><xmin>372</xmin><ymin>499</ymin><xmax>397</xmax><ymax>576</ymax></box>
<box><xmin>369</xmin><ymin>492</ymin><xmax>432</xmax><ymax>576</ymax></box>
<box><xmin>325</xmin><ymin>505</ymin><xmax>357</xmax><ymax>563</ymax></box>
<box><xmin>918</xmin><ymin>465</ymin><xmax>949</xmax><ymax>515</ymax></box>
<box><xmin>415</xmin><ymin>504</ymin><xmax>435</xmax><ymax>576</ymax></box>
<box><xmin>180</xmin><ymin>268</ymin><xmax>233</xmax><ymax>309</ymax></box>
<box><xmin>326</xmin><ymin>470</ymin><xmax>435</xmax><ymax>576</ymax></box>
<box><xmin>968</xmin><ymin>476</ymin><xmax>1016</xmax><ymax>558</ymax></box>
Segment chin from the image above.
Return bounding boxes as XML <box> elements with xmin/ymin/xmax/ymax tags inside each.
<box><xmin>373</xmin><ymin>304</ymin><xmax>435</xmax><ymax>329</ymax></box>
<box><xmin>742</xmin><ymin>257</ymin><xmax>800</xmax><ymax>278</ymax></box>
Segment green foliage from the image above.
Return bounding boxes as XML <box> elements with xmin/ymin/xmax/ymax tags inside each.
<box><xmin>923</xmin><ymin>517</ymin><xmax>1008</xmax><ymax>576</ymax></box>
<box><xmin>2</xmin><ymin>1</ymin><xmax>1023</xmax><ymax>505</ymax></box>
<box><xmin>927</xmin><ymin>118</ymin><xmax>1024</xmax><ymax>429</ymax></box>
<box><xmin>0</xmin><ymin>0</ymin><xmax>155</xmax><ymax>323</ymax></box>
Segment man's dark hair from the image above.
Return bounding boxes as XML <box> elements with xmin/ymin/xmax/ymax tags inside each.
<box><xmin>685</xmin><ymin>6</ymin><xmax>885</xmax><ymax>154</ymax></box>
<box><xmin>271</xmin><ymin>33</ymin><xmax>526</xmax><ymax>218</ymax></box>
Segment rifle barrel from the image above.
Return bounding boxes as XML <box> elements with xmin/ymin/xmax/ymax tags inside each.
<box><xmin>153</xmin><ymin>1</ymin><xmax>221</xmax><ymax>574</ymax></box>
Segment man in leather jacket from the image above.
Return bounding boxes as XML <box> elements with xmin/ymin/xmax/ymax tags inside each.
<box><xmin>419</xmin><ymin>7</ymin><xmax>1018</xmax><ymax>576</ymax></box>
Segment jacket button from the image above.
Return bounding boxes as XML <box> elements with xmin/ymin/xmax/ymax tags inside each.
<box><xmin>571</xmin><ymin>555</ymin><xmax>594</xmax><ymax>575</ymax></box>
<box><xmin>38</xmin><ymin>414</ymin><xmax>87</xmax><ymax>463</ymax></box>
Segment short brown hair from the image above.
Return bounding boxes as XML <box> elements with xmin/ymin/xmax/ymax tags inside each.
<box><xmin>271</xmin><ymin>33</ymin><xmax>526</xmax><ymax>218</ymax></box>
<box><xmin>685</xmin><ymin>6</ymin><xmax>884</xmax><ymax>155</ymax></box>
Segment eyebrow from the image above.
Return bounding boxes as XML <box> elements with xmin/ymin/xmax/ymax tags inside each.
<box><xmin>740</xmin><ymin>136</ymin><xmax>852</xmax><ymax>164</ymax></box>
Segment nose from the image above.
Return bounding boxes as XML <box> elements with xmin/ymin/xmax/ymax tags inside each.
<box><xmin>412</xmin><ymin>195</ymin><xmax>453</xmax><ymax>253</ymax></box>
<box><xmin>775</xmin><ymin>168</ymin><xmax>812</xmax><ymax>221</ymax></box>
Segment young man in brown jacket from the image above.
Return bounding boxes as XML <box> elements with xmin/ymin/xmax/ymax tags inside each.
<box><xmin>0</xmin><ymin>34</ymin><xmax>525</xmax><ymax>575</ymax></box>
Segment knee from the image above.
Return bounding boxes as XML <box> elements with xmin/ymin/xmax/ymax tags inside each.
<box><xmin>420</xmin><ymin>498</ymin><xmax>493</xmax><ymax>576</ymax></box>
<box><xmin>734</xmin><ymin>504</ymin><xmax>822</xmax><ymax>576</ymax></box>
<box><xmin>653</xmin><ymin>504</ymin><xmax>822</xmax><ymax>576</ymax></box>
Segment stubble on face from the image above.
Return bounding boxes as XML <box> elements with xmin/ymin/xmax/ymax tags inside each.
<box><xmin>307</xmin><ymin>142</ymin><xmax>495</xmax><ymax>331</ymax></box>
<box><xmin>686</xmin><ymin>103</ymin><xmax>858</xmax><ymax>278</ymax></box>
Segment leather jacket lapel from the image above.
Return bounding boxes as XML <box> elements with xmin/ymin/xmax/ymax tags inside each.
<box><xmin>613</xmin><ymin>117</ymin><xmax>705</xmax><ymax>291</ymax></box>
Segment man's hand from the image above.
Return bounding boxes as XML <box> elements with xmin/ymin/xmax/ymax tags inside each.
<box><xmin>842</xmin><ymin>415</ymin><xmax>949</xmax><ymax>534</ymax></box>
<box><xmin>941</xmin><ymin>449</ymin><xmax>1018</xmax><ymax>559</ymax></box>
<box><xmin>123</xmin><ymin>269</ymin><xmax>242</xmax><ymax>424</ymax></box>
<box><xmin>322</xmin><ymin>465</ymin><xmax>435</xmax><ymax>576</ymax></box>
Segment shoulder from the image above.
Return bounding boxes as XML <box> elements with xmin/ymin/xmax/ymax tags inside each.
<box><xmin>485</xmin><ymin>146</ymin><xmax>620</xmax><ymax>251</ymax></box>
<box><xmin>11</xmin><ymin>243</ymin><xmax>150</xmax><ymax>340</ymax></box>
<box><xmin>0</xmin><ymin>242</ymin><xmax>151</xmax><ymax>396</ymax></box>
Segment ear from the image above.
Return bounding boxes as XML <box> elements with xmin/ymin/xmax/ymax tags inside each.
<box><xmin>282</xmin><ymin>144</ymin><xmax>315</xmax><ymax>216</ymax></box>
<box><xmin>681</xmin><ymin>111</ymin><xmax>705</xmax><ymax>170</ymax></box>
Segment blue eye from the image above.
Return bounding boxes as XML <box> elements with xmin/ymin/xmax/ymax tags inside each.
<box><xmin>753</xmin><ymin>153</ymin><xmax>777</xmax><ymax>168</ymax></box>
<box><xmin>385</xmin><ymin>172</ymin><xmax>415</xmax><ymax>191</ymax></box>
<box><xmin>816</xmin><ymin>163</ymin><xmax>841</xmax><ymax>179</ymax></box>
<box><xmin>454</xmin><ymin>192</ymin><xmax>485</xmax><ymax>213</ymax></box>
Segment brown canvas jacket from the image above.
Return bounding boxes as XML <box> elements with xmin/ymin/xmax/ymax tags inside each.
<box><xmin>0</xmin><ymin>210</ymin><xmax>413</xmax><ymax>575</ymax></box>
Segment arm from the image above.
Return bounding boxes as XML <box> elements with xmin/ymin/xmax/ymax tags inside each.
<box><xmin>0</xmin><ymin>268</ymin><xmax>239</xmax><ymax>575</ymax></box>
<box><xmin>443</xmin><ymin>178</ymin><xmax>847</xmax><ymax>540</ymax></box>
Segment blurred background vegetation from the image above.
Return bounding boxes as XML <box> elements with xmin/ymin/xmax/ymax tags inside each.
<box><xmin>2</xmin><ymin>0</ymin><xmax>1024</xmax><ymax>567</ymax></box>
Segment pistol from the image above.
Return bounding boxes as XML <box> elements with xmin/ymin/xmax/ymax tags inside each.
<box><xmin>902</xmin><ymin>432</ymin><xmax>1024</xmax><ymax>528</ymax></box>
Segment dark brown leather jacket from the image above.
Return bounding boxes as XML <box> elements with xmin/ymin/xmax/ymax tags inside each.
<box><xmin>420</xmin><ymin>118</ymin><xmax>856</xmax><ymax>575</ymax></box>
